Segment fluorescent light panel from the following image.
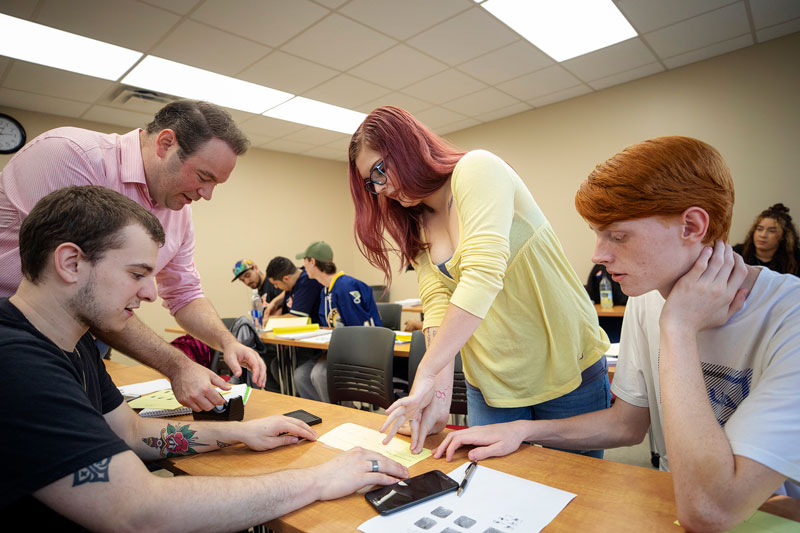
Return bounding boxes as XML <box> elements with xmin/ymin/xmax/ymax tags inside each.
<box><xmin>122</xmin><ymin>56</ymin><xmax>293</xmax><ymax>115</ymax></box>
<box><xmin>264</xmin><ymin>97</ymin><xmax>366</xmax><ymax>135</ymax></box>
<box><xmin>479</xmin><ymin>0</ymin><xmax>637</xmax><ymax>62</ymax></box>
<box><xmin>0</xmin><ymin>13</ymin><xmax>142</xmax><ymax>80</ymax></box>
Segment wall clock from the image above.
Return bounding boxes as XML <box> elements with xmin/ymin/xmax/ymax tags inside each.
<box><xmin>0</xmin><ymin>113</ymin><xmax>26</xmax><ymax>154</ymax></box>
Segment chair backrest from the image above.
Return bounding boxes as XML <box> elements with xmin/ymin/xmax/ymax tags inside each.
<box><xmin>327</xmin><ymin>326</ymin><xmax>396</xmax><ymax>409</ymax></box>
<box><xmin>370</xmin><ymin>284</ymin><xmax>390</xmax><ymax>303</ymax></box>
<box><xmin>376</xmin><ymin>302</ymin><xmax>402</xmax><ymax>330</ymax></box>
<box><xmin>407</xmin><ymin>330</ymin><xmax>468</xmax><ymax>416</ymax></box>
<box><xmin>211</xmin><ymin>316</ymin><xmax>265</xmax><ymax>388</ymax></box>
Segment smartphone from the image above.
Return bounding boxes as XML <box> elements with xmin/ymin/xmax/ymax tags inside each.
<box><xmin>282</xmin><ymin>409</ymin><xmax>322</xmax><ymax>426</ymax></box>
<box><xmin>365</xmin><ymin>469</ymin><xmax>459</xmax><ymax>515</ymax></box>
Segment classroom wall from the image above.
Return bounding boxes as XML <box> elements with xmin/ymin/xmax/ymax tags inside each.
<box><xmin>2</xmin><ymin>31</ymin><xmax>798</xmax><ymax>339</ymax></box>
<box><xmin>444</xmin><ymin>32</ymin><xmax>800</xmax><ymax>279</ymax></box>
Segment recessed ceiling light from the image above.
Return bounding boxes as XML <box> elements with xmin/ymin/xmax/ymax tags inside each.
<box><xmin>263</xmin><ymin>97</ymin><xmax>367</xmax><ymax>135</ymax></box>
<box><xmin>0</xmin><ymin>13</ymin><xmax>142</xmax><ymax>80</ymax></box>
<box><xmin>478</xmin><ymin>0</ymin><xmax>637</xmax><ymax>61</ymax></box>
<box><xmin>122</xmin><ymin>56</ymin><xmax>294</xmax><ymax>115</ymax></box>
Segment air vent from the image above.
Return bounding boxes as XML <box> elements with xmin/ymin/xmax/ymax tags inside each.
<box><xmin>109</xmin><ymin>87</ymin><xmax>180</xmax><ymax>113</ymax></box>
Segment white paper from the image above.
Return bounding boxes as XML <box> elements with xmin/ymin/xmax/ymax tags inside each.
<box><xmin>274</xmin><ymin>329</ymin><xmax>331</xmax><ymax>340</ymax></box>
<box><xmin>394</xmin><ymin>298</ymin><xmax>422</xmax><ymax>307</ymax></box>
<box><xmin>117</xmin><ymin>378</ymin><xmax>171</xmax><ymax>397</ymax></box>
<box><xmin>358</xmin><ymin>462</ymin><xmax>576</xmax><ymax>533</ymax></box>
<box><xmin>606</xmin><ymin>342</ymin><xmax>620</xmax><ymax>356</ymax></box>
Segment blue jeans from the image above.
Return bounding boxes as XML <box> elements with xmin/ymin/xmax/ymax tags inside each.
<box><xmin>466</xmin><ymin>367</ymin><xmax>611</xmax><ymax>459</ymax></box>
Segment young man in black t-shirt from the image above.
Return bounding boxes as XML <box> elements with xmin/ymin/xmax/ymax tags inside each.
<box><xmin>0</xmin><ymin>186</ymin><xmax>407</xmax><ymax>530</ymax></box>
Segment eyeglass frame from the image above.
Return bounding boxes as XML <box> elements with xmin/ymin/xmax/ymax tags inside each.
<box><xmin>363</xmin><ymin>160</ymin><xmax>387</xmax><ymax>195</ymax></box>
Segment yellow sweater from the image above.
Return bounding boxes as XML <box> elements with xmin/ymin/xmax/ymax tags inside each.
<box><xmin>416</xmin><ymin>150</ymin><xmax>608</xmax><ymax>408</ymax></box>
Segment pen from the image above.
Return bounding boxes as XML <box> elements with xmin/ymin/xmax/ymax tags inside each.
<box><xmin>457</xmin><ymin>461</ymin><xmax>477</xmax><ymax>497</ymax></box>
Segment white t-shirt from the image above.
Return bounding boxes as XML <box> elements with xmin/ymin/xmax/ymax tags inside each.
<box><xmin>612</xmin><ymin>267</ymin><xmax>800</xmax><ymax>496</ymax></box>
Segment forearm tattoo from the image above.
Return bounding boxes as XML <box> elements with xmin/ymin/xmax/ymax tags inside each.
<box><xmin>73</xmin><ymin>458</ymin><xmax>111</xmax><ymax>486</ymax></box>
<box><xmin>425</xmin><ymin>328</ymin><xmax>438</xmax><ymax>347</ymax></box>
<box><xmin>143</xmin><ymin>424</ymin><xmax>207</xmax><ymax>457</ymax></box>
<box><xmin>216</xmin><ymin>440</ymin><xmax>232</xmax><ymax>448</ymax></box>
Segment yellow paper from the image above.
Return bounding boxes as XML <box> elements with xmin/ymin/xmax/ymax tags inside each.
<box><xmin>128</xmin><ymin>388</ymin><xmax>183</xmax><ymax>410</ymax></box>
<box><xmin>318</xmin><ymin>422</ymin><xmax>431</xmax><ymax>467</ymax></box>
<box><xmin>676</xmin><ymin>510</ymin><xmax>799</xmax><ymax>532</ymax></box>
<box><xmin>263</xmin><ymin>316</ymin><xmax>311</xmax><ymax>331</ymax></box>
<box><xmin>272</xmin><ymin>323</ymin><xmax>319</xmax><ymax>335</ymax></box>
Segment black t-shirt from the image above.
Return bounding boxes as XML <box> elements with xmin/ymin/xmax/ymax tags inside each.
<box><xmin>0</xmin><ymin>298</ymin><xmax>129</xmax><ymax>527</ymax></box>
<box><xmin>258</xmin><ymin>275</ymin><xmax>282</xmax><ymax>303</ymax></box>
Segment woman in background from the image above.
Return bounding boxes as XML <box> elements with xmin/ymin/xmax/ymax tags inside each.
<box><xmin>734</xmin><ymin>203</ymin><xmax>799</xmax><ymax>276</ymax></box>
<box><xmin>348</xmin><ymin>106</ymin><xmax>610</xmax><ymax>456</ymax></box>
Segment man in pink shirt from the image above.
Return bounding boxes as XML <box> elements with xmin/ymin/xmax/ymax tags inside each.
<box><xmin>0</xmin><ymin>100</ymin><xmax>266</xmax><ymax>409</ymax></box>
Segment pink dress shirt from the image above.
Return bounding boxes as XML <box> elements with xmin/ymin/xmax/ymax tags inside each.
<box><xmin>0</xmin><ymin>127</ymin><xmax>204</xmax><ymax>314</ymax></box>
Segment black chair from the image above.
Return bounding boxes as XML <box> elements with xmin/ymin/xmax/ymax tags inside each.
<box><xmin>327</xmin><ymin>326</ymin><xmax>396</xmax><ymax>409</ymax></box>
<box><xmin>370</xmin><ymin>284</ymin><xmax>390</xmax><ymax>303</ymax></box>
<box><xmin>376</xmin><ymin>302</ymin><xmax>402</xmax><ymax>330</ymax></box>
<box><xmin>408</xmin><ymin>330</ymin><xmax>468</xmax><ymax>420</ymax></box>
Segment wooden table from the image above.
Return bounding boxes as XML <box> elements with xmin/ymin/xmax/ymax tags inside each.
<box><xmin>595</xmin><ymin>303</ymin><xmax>626</xmax><ymax>318</ymax></box>
<box><xmin>402</xmin><ymin>304</ymin><xmax>423</xmax><ymax>314</ymax></box>
<box><xmin>108</xmin><ymin>361</ymin><xmax>685</xmax><ymax>532</ymax></box>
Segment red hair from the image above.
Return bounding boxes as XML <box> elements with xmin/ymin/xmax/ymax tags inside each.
<box><xmin>348</xmin><ymin>106</ymin><xmax>466</xmax><ymax>283</ymax></box>
<box><xmin>575</xmin><ymin>136</ymin><xmax>734</xmax><ymax>243</ymax></box>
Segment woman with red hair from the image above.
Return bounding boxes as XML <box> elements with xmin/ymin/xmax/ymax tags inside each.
<box><xmin>348</xmin><ymin>106</ymin><xmax>610</xmax><ymax>455</ymax></box>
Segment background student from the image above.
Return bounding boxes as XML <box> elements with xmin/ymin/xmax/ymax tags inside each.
<box><xmin>435</xmin><ymin>136</ymin><xmax>800</xmax><ymax>532</ymax></box>
<box><xmin>232</xmin><ymin>258</ymin><xmax>284</xmax><ymax>311</ymax></box>
<box><xmin>733</xmin><ymin>203</ymin><xmax>800</xmax><ymax>276</ymax></box>
<box><xmin>294</xmin><ymin>240</ymin><xmax>383</xmax><ymax>402</ymax></box>
<box><xmin>348</xmin><ymin>106</ymin><xmax>610</xmax><ymax>455</ymax></box>
<box><xmin>1</xmin><ymin>185</ymin><xmax>407</xmax><ymax>530</ymax></box>
<box><xmin>0</xmin><ymin>100</ymin><xmax>267</xmax><ymax>409</ymax></box>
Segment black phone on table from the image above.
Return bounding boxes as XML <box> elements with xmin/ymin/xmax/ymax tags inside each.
<box><xmin>282</xmin><ymin>409</ymin><xmax>322</xmax><ymax>426</ymax></box>
<box><xmin>365</xmin><ymin>469</ymin><xmax>459</xmax><ymax>515</ymax></box>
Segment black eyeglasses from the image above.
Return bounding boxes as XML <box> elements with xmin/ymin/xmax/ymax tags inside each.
<box><xmin>363</xmin><ymin>160</ymin><xmax>388</xmax><ymax>195</ymax></box>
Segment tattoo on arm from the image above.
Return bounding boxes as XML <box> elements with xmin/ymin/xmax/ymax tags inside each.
<box><xmin>425</xmin><ymin>328</ymin><xmax>438</xmax><ymax>347</ymax></box>
<box><xmin>217</xmin><ymin>440</ymin><xmax>232</xmax><ymax>448</ymax></box>
<box><xmin>73</xmin><ymin>458</ymin><xmax>111</xmax><ymax>486</ymax></box>
<box><xmin>434</xmin><ymin>389</ymin><xmax>448</xmax><ymax>402</ymax></box>
<box><xmin>142</xmin><ymin>424</ymin><xmax>208</xmax><ymax>457</ymax></box>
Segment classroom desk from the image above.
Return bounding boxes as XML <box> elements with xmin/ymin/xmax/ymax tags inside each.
<box><xmin>402</xmin><ymin>304</ymin><xmax>423</xmax><ymax>314</ymax></box>
<box><xmin>594</xmin><ymin>303</ymin><xmax>626</xmax><ymax>318</ymax></box>
<box><xmin>108</xmin><ymin>361</ymin><xmax>683</xmax><ymax>531</ymax></box>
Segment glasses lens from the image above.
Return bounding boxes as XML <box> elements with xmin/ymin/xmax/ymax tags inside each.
<box><xmin>370</xmin><ymin>161</ymin><xmax>388</xmax><ymax>185</ymax></box>
<box><xmin>364</xmin><ymin>179</ymin><xmax>377</xmax><ymax>195</ymax></box>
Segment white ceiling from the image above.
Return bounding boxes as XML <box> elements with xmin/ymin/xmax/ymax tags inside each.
<box><xmin>1</xmin><ymin>0</ymin><xmax>798</xmax><ymax>162</ymax></box>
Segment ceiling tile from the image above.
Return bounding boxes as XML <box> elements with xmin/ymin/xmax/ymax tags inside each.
<box><xmin>474</xmin><ymin>101</ymin><xmax>532</xmax><ymax>122</ymax></box>
<box><xmin>528</xmin><ymin>85</ymin><xmax>592</xmax><ymax>108</ymax></box>
<box><xmin>562</xmin><ymin>38</ymin><xmax>658</xmax><ymax>82</ymax></box>
<box><xmin>588</xmin><ymin>62</ymin><xmax>665</xmax><ymax>91</ymax></box>
<box><xmin>281</xmin><ymin>13</ymin><xmax>396</xmax><ymax>71</ymax></box>
<box><xmin>3</xmin><ymin>62</ymin><xmax>113</xmax><ymax>103</ymax></box>
<box><xmin>151</xmin><ymin>20</ymin><xmax>271</xmax><ymax>77</ymax></box>
<box><xmin>497</xmin><ymin>65</ymin><xmax>582</xmax><ymax>101</ymax></box>
<box><xmin>442</xmin><ymin>87</ymin><xmax>520</xmax><ymax>117</ymax></box>
<box><xmin>750</xmin><ymin>0</ymin><xmax>800</xmax><ymax>28</ymax></box>
<box><xmin>302</xmin><ymin>73</ymin><xmax>392</xmax><ymax>109</ymax></box>
<box><xmin>284</xmin><ymin>127</ymin><xmax>349</xmax><ymax>146</ymax></box>
<box><xmin>615</xmin><ymin>0</ymin><xmax>738</xmax><ymax>34</ymax></box>
<box><xmin>413</xmin><ymin>106</ymin><xmax>467</xmax><ymax>129</ymax></box>
<box><xmin>663</xmin><ymin>34</ymin><xmax>753</xmax><ymax>69</ymax></box>
<box><xmin>35</xmin><ymin>0</ymin><xmax>179</xmax><ymax>51</ymax></box>
<box><xmin>237</xmin><ymin>51</ymin><xmax>338</xmax><ymax>95</ymax></box>
<box><xmin>323</xmin><ymin>136</ymin><xmax>351</xmax><ymax>152</ymax></box>
<box><xmin>242</xmin><ymin>133</ymin><xmax>276</xmax><ymax>148</ymax></box>
<box><xmin>261</xmin><ymin>138</ymin><xmax>317</xmax><ymax>154</ymax></box>
<box><xmin>191</xmin><ymin>0</ymin><xmax>329</xmax><ymax>48</ymax></box>
<box><xmin>237</xmin><ymin>114</ymin><xmax>306</xmax><ymax>137</ymax></box>
<box><xmin>314</xmin><ymin>0</ymin><xmax>349</xmax><ymax>9</ymax></box>
<box><xmin>457</xmin><ymin>40</ymin><xmax>553</xmax><ymax>85</ymax></box>
<box><xmin>81</xmin><ymin>105</ymin><xmax>153</xmax><ymax>129</ymax></box>
<box><xmin>349</xmin><ymin>45</ymin><xmax>448</xmax><ymax>90</ymax></box>
<box><xmin>0</xmin><ymin>88</ymin><xmax>91</xmax><ymax>118</ymax></box>
<box><xmin>303</xmin><ymin>145</ymin><xmax>347</xmax><ymax>161</ymax></box>
<box><xmin>139</xmin><ymin>0</ymin><xmax>201</xmax><ymax>16</ymax></box>
<box><xmin>756</xmin><ymin>17</ymin><xmax>800</xmax><ymax>42</ymax></box>
<box><xmin>644</xmin><ymin>2</ymin><xmax>750</xmax><ymax>59</ymax></box>
<box><xmin>401</xmin><ymin>69</ymin><xmax>487</xmax><ymax>105</ymax></box>
<box><xmin>338</xmin><ymin>0</ymin><xmax>470</xmax><ymax>41</ymax></box>
<box><xmin>439</xmin><ymin>117</ymin><xmax>480</xmax><ymax>134</ymax></box>
<box><xmin>0</xmin><ymin>0</ymin><xmax>37</xmax><ymax>19</ymax></box>
<box><xmin>356</xmin><ymin>93</ymin><xmax>433</xmax><ymax>114</ymax></box>
<box><xmin>0</xmin><ymin>57</ymin><xmax>9</xmax><ymax>74</ymax></box>
<box><xmin>407</xmin><ymin>7</ymin><xmax>518</xmax><ymax>66</ymax></box>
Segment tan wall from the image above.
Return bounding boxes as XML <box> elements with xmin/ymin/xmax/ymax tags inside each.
<box><xmin>2</xmin><ymin>31</ymin><xmax>798</xmax><ymax>338</ymax></box>
<box><xmin>444</xmin><ymin>32</ymin><xmax>800</xmax><ymax>278</ymax></box>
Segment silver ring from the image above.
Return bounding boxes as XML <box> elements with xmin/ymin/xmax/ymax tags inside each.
<box><xmin>371</xmin><ymin>459</ymin><xmax>379</xmax><ymax>472</ymax></box>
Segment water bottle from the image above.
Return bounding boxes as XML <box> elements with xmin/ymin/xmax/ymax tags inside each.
<box><xmin>250</xmin><ymin>289</ymin><xmax>264</xmax><ymax>329</ymax></box>
<box><xmin>599</xmin><ymin>272</ymin><xmax>614</xmax><ymax>309</ymax></box>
